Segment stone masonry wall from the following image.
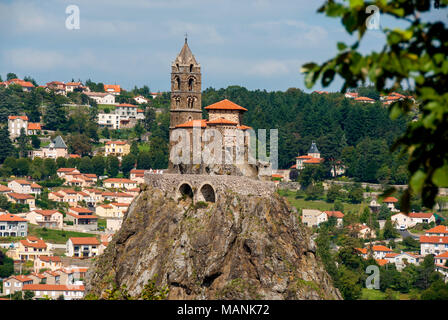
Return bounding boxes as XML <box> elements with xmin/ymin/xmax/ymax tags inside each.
<box><xmin>144</xmin><ymin>173</ymin><xmax>276</xmax><ymax>203</ymax></box>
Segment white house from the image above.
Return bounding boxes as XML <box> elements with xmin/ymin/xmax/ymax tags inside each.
<box><xmin>409</xmin><ymin>212</ymin><xmax>436</xmax><ymax>225</ymax></box>
<box><xmin>420</xmin><ymin>236</ymin><xmax>448</xmax><ymax>256</ymax></box>
<box><xmin>22</xmin><ymin>284</ymin><xmax>85</xmax><ymax>300</ymax></box>
<box><xmin>301</xmin><ymin>209</ymin><xmax>328</xmax><ymax>227</ymax></box>
<box><xmin>8</xmin><ymin>115</ymin><xmax>29</xmax><ymax>139</ymax></box>
<box><xmin>8</xmin><ymin>180</ymin><xmax>42</xmax><ymax>195</ymax></box>
<box><xmin>66</xmin><ymin>237</ymin><xmax>100</xmax><ymax>258</ymax></box>
<box><xmin>26</xmin><ymin>209</ymin><xmax>64</xmax><ymax>229</ymax></box>
<box><xmin>134</xmin><ymin>95</ymin><xmax>148</xmax><ymax>104</ymax></box>
<box><xmin>84</xmin><ymin>92</ymin><xmax>116</xmax><ymax>105</ymax></box>
<box><xmin>385</xmin><ymin>252</ymin><xmax>421</xmax><ymax>270</ymax></box>
<box><xmin>98</xmin><ymin>113</ymin><xmax>120</xmax><ymax>130</ymax></box>
<box><xmin>0</xmin><ymin>213</ymin><xmax>28</xmax><ymax>237</ymax></box>
<box><xmin>116</xmin><ymin>103</ymin><xmax>138</xmax><ymax>119</ymax></box>
<box><xmin>391</xmin><ymin>212</ymin><xmax>416</xmax><ymax>230</ymax></box>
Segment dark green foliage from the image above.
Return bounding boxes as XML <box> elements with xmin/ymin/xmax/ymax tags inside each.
<box><xmin>106</xmin><ymin>156</ymin><xmax>119</xmax><ymax>177</ymax></box>
<box><xmin>0</xmin><ymin>126</ymin><xmax>14</xmax><ymax>163</ymax></box>
<box><xmin>0</xmin><ymin>250</ymin><xmax>14</xmax><ymax>278</ymax></box>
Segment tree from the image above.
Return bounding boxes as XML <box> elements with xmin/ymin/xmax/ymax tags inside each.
<box><xmin>301</xmin><ymin>0</ymin><xmax>448</xmax><ymax>210</ymax></box>
<box><xmin>15</xmin><ymin>158</ymin><xmax>30</xmax><ymax>176</ymax></box>
<box><xmin>17</xmin><ymin>128</ymin><xmax>29</xmax><ymax>158</ymax></box>
<box><xmin>360</xmin><ymin>207</ymin><xmax>370</xmax><ymax>224</ymax></box>
<box><xmin>134</xmin><ymin>121</ymin><xmax>144</xmax><ymax>141</ymax></box>
<box><xmin>383</xmin><ymin>218</ymin><xmax>398</xmax><ymax>240</ymax></box>
<box><xmin>67</xmin><ymin>134</ymin><xmax>92</xmax><ymax>156</ymax></box>
<box><xmin>91</xmin><ymin>155</ymin><xmax>105</xmax><ymax>176</ymax></box>
<box><xmin>43</xmin><ymin>102</ymin><xmax>67</xmax><ymax>131</ymax></box>
<box><xmin>333</xmin><ymin>200</ymin><xmax>344</xmax><ymax>212</ymax></box>
<box><xmin>137</xmin><ymin>151</ymin><xmax>152</xmax><ymax>169</ymax></box>
<box><xmin>23</xmin><ymin>290</ymin><xmax>35</xmax><ymax>300</ymax></box>
<box><xmin>0</xmin><ymin>125</ymin><xmax>14</xmax><ymax>163</ymax></box>
<box><xmin>78</xmin><ymin>156</ymin><xmax>93</xmax><ymax>174</ymax></box>
<box><xmin>144</xmin><ymin>107</ymin><xmax>156</xmax><ymax>130</ymax></box>
<box><xmin>43</xmin><ymin>158</ymin><xmax>57</xmax><ymax>178</ymax></box>
<box><xmin>121</xmin><ymin>154</ymin><xmax>136</xmax><ymax>178</ymax></box>
<box><xmin>31</xmin><ymin>135</ymin><xmax>40</xmax><ymax>149</ymax></box>
<box><xmin>56</xmin><ymin>157</ymin><xmax>67</xmax><ymax>169</ymax></box>
<box><xmin>107</xmin><ymin>156</ymin><xmax>119</xmax><ymax>177</ymax></box>
<box><xmin>326</xmin><ymin>184</ymin><xmax>342</xmax><ymax>203</ymax></box>
<box><xmin>378</xmin><ymin>204</ymin><xmax>391</xmax><ymax>220</ymax></box>
<box><xmin>348</xmin><ymin>184</ymin><xmax>364</xmax><ymax>204</ymax></box>
<box><xmin>6</xmin><ymin>73</ymin><xmax>17</xmax><ymax>80</ymax></box>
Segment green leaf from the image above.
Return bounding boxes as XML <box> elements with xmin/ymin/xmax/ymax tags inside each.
<box><xmin>410</xmin><ymin>170</ymin><xmax>426</xmax><ymax>193</ymax></box>
<box><xmin>337</xmin><ymin>42</ymin><xmax>347</xmax><ymax>51</ymax></box>
<box><xmin>389</xmin><ymin>104</ymin><xmax>402</xmax><ymax>120</ymax></box>
<box><xmin>432</xmin><ymin>165</ymin><xmax>448</xmax><ymax>187</ymax></box>
<box><xmin>349</xmin><ymin>0</ymin><xmax>364</xmax><ymax>9</ymax></box>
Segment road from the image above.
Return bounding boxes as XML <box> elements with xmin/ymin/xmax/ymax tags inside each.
<box><xmin>398</xmin><ymin>229</ymin><xmax>420</xmax><ymax>240</ymax></box>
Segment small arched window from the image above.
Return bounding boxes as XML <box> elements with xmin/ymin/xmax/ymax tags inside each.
<box><xmin>190</xmin><ymin>64</ymin><xmax>193</xmax><ymax>72</ymax></box>
<box><xmin>175</xmin><ymin>77</ymin><xmax>180</xmax><ymax>90</ymax></box>
<box><xmin>188</xmin><ymin>78</ymin><xmax>194</xmax><ymax>91</ymax></box>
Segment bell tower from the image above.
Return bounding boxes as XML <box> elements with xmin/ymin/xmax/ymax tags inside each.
<box><xmin>170</xmin><ymin>37</ymin><xmax>202</xmax><ymax>130</ymax></box>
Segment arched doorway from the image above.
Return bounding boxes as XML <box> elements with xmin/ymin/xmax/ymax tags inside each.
<box><xmin>199</xmin><ymin>184</ymin><xmax>216</xmax><ymax>202</ymax></box>
<box><xmin>179</xmin><ymin>183</ymin><xmax>193</xmax><ymax>200</ymax></box>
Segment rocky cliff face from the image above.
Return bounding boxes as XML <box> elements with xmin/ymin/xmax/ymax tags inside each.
<box><xmin>85</xmin><ymin>185</ymin><xmax>341</xmax><ymax>300</ymax></box>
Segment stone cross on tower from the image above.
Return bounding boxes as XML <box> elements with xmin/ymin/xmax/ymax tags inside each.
<box><xmin>169</xmin><ymin>39</ymin><xmax>202</xmax><ymax>131</ymax></box>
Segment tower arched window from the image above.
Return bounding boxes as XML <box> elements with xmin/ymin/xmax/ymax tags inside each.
<box><xmin>174</xmin><ymin>96</ymin><xmax>180</xmax><ymax>107</ymax></box>
<box><xmin>188</xmin><ymin>78</ymin><xmax>194</xmax><ymax>91</ymax></box>
<box><xmin>174</xmin><ymin>77</ymin><xmax>180</xmax><ymax>90</ymax></box>
<box><xmin>190</xmin><ymin>64</ymin><xmax>193</xmax><ymax>72</ymax></box>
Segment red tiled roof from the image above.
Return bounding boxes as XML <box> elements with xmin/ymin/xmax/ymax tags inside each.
<box><xmin>0</xmin><ymin>185</ymin><xmax>12</xmax><ymax>192</ymax></box>
<box><xmin>104</xmin><ymin>84</ymin><xmax>120</xmax><ymax>93</ymax></box>
<box><xmin>69</xmin><ymin>237</ymin><xmax>100</xmax><ymax>245</ymax></box>
<box><xmin>435</xmin><ymin>252</ymin><xmax>448</xmax><ymax>259</ymax></box>
<box><xmin>117</xmin><ymin>103</ymin><xmax>137</xmax><ymax>108</ymax></box>
<box><xmin>20</xmin><ymin>238</ymin><xmax>47</xmax><ymax>249</ymax></box>
<box><xmin>0</xmin><ymin>214</ymin><xmax>27</xmax><ymax>222</ymax></box>
<box><xmin>57</xmin><ymin>168</ymin><xmax>78</xmax><ymax>173</ymax></box>
<box><xmin>385</xmin><ymin>253</ymin><xmax>399</xmax><ymax>258</ymax></box>
<box><xmin>104</xmin><ymin>178</ymin><xmax>135</xmax><ymax>184</ymax></box>
<box><xmin>356</xmin><ymin>248</ymin><xmax>367</xmax><ymax>254</ymax></box>
<box><xmin>419</xmin><ymin>236</ymin><xmax>448</xmax><ymax>244</ymax></box>
<box><xmin>205</xmin><ymin>99</ymin><xmax>248</xmax><ymax>111</ymax></box>
<box><xmin>383</xmin><ymin>197</ymin><xmax>398</xmax><ymax>203</ymax></box>
<box><xmin>33</xmin><ymin>209</ymin><xmax>61</xmax><ymax>216</ymax></box>
<box><xmin>8</xmin><ymin>115</ymin><xmax>29</xmax><ymax>121</ymax></box>
<box><xmin>271</xmin><ymin>174</ymin><xmax>283</xmax><ymax>178</ymax></box>
<box><xmin>296</xmin><ymin>155</ymin><xmax>313</xmax><ymax>159</ymax></box>
<box><xmin>355</xmin><ymin>96</ymin><xmax>375</xmax><ymax>101</ymax></box>
<box><xmin>409</xmin><ymin>212</ymin><xmax>434</xmax><ymax>219</ymax></box>
<box><xmin>22</xmin><ymin>284</ymin><xmax>85</xmax><ymax>292</ymax></box>
<box><xmin>324</xmin><ymin>211</ymin><xmax>344</xmax><ymax>218</ymax></box>
<box><xmin>69</xmin><ymin>207</ymin><xmax>93</xmax><ymax>214</ymax></box>
<box><xmin>105</xmin><ymin>140</ymin><xmax>128</xmax><ymax>145</ymax></box>
<box><xmin>9</xmin><ymin>275</ymin><xmax>33</xmax><ymax>282</ymax></box>
<box><xmin>206</xmin><ymin>118</ymin><xmax>238</xmax><ymax>126</ymax></box>
<box><xmin>111</xmin><ymin>202</ymin><xmax>129</xmax><ymax>207</ymax></box>
<box><xmin>8</xmin><ymin>192</ymin><xmax>34</xmax><ymax>200</ymax></box>
<box><xmin>376</xmin><ymin>259</ymin><xmax>389</xmax><ymax>266</ymax></box>
<box><xmin>372</xmin><ymin>245</ymin><xmax>393</xmax><ymax>252</ymax></box>
<box><xmin>427</xmin><ymin>225</ymin><xmax>448</xmax><ymax>234</ymax></box>
<box><xmin>38</xmin><ymin>256</ymin><xmax>62</xmax><ymax>262</ymax></box>
<box><xmin>11</xmin><ymin>179</ymin><xmax>31</xmax><ymax>185</ymax></box>
<box><xmin>175</xmin><ymin>119</ymin><xmax>207</xmax><ymax>128</ymax></box>
<box><xmin>303</xmin><ymin>158</ymin><xmax>324</xmax><ymax>164</ymax></box>
<box><xmin>237</xmin><ymin>125</ymin><xmax>252</xmax><ymax>130</ymax></box>
<box><xmin>27</xmin><ymin>123</ymin><xmax>41</xmax><ymax>130</ymax></box>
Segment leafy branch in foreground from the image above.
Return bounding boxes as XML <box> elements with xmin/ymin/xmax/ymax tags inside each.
<box><xmin>301</xmin><ymin>0</ymin><xmax>448</xmax><ymax>211</ymax></box>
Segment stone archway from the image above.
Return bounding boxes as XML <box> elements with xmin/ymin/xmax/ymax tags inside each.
<box><xmin>178</xmin><ymin>182</ymin><xmax>194</xmax><ymax>200</ymax></box>
<box><xmin>198</xmin><ymin>183</ymin><xmax>216</xmax><ymax>203</ymax></box>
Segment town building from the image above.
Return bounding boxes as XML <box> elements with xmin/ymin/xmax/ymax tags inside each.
<box><xmin>426</xmin><ymin>225</ymin><xmax>448</xmax><ymax>237</ymax></box>
<box><xmin>382</xmin><ymin>196</ymin><xmax>399</xmax><ymax>212</ymax></box>
<box><xmin>301</xmin><ymin>209</ymin><xmax>328</xmax><ymax>227</ymax></box>
<box><xmin>65</xmin><ymin>207</ymin><xmax>98</xmax><ymax>231</ymax></box>
<box><xmin>26</xmin><ymin>209</ymin><xmax>63</xmax><ymax>229</ymax></box>
<box><xmin>323</xmin><ymin>211</ymin><xmax>344</xmax><ymax>227</ymax></box>
<box><xmin>27</xmin><ymin>122</ymin><xmax>41</xmax><ymax>135</ymax></box>
<box><xmin>30</xmin><ymin>135</ymin><xmax>68</xmax><ymax>159</ymax></box>
<box><xmin>21</xmin><ymin>284</ymin><xmax>85</xmax><ymax>300</ymax></box>
<box><xmin>66</xmin><ymin>237</ymin><xmax>100</xmax><ymax>258</ymax></box>
<box><xmin>2</xmin><ymin>275</ymin><xmax>33</xmax><ymax>296</ymax></box>
<box><xmin>103</xmin><ymin>178</ymin><xmax>138</xmax><ymax>190</ymax></box>
<box><xmin>104</xmin><ymin>84</ymin><xmax>121</xmax><ymax>95</ymax></box>
<box><xmin>3</xmin><ymin>78</ymin><xmax>35</xmax><ymax>92</ymax></box>
<box><xmin>6</xmin><ymin>192</ymin><xmax>35</xmax><ymax>209</ymax></box>
<box><xmin>104</xmin><ymin>140</ymin><xmax>130</xmax><ymax>159</ymax></box>
<box><xmin>84</xmin><ymin>92</ymin><xmax>116</xmax><ymax>105</ymax></box>
<box><xmin>34</xmin><ymin>256</ymin><xmax>63</xmax><ymax>272</ymax></box>
<box><xmin>57</xmin><ymin>167</ymin><xmax>80</xmax><ymax>179</ymax></box>
<box><xmin>98</xmin><ymin>112</ymin><xmax>120</xmax><ymax>130</ymax></box>
<box><xmin>8</xmin><ymin>115</ymin><xmax>29</xmax><ymax>139</ymax></box>
<box><xmin>134</xmin><ymin>95</ymin><xmax>148</xmax><ymax>104</ymax></box>
<box><xmin>7</xmin><ymin>236</ymin><xmax>50</xmax><ymax>261</ymax></box>
<box><xmin>8</xmin><ymin>180</ymin><xmax>42</xmax><ymax>195</ymax></box>
<box><xmin>420</xmin><ymin>236</ymin><xmax>448</xmax><ymax>256</ymax></box>
<box><xmin>0</xmin><ymin>213</ymin><xmax>28</xmax><ymax>237</ymax></box>
<box><xmin>116</xmin><ymin>103</ymin><xmax>138</xmax><ymax>119</ymax></box>
<box><xmin>384</xmin><ymin>252</ymin><xmax>421</xmax><ymax>271</ymax></box>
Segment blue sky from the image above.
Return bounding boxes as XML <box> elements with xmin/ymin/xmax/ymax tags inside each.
<box><xmin>0</xmin><ymin>0</ymin><xmax>446</xmax><ymax>92</ymax></box>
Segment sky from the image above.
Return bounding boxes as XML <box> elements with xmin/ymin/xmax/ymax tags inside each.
<box><xmin>0</xmin><ymin>0</ymin><xmax>446</xmax><ymax>93</ymax></box>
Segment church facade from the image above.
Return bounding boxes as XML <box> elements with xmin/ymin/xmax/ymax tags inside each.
<box><xmin>168</xmin><ymin>39</ymin><xmax>260</xmax><ymax>177</ymax></box>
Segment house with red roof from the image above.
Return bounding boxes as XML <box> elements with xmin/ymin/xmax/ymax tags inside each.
<box><xmin>356</xmin><ymin>245</ymin><xmax>393</xmax><ymax>259</ymax></box>
<box><xmin>6</xmin><ymin>192</ymin><xmax>35</xmax><ymax>209</ymax></box>
<box><xmin>426</xmin><ymin>225</ymin><xmax>448</xmax><ymax>237</ymax></box>
<box><xmin>4</xmin><ymin>78</ymin><xmax>35</xmax><ymax>91</ymax></box>
<box><xmin>7</xmin><ymin>236</ymin><xmax>51</xmax><ymax>261</ymax></box>
<box><xmin>34</xmin><ymin>255</ymin><xmax>63</xmax><ymax>273</ymax></box>
<box><xmin>323</xmin><ymin>211</ymin><xmax>344</xmax><ymax>227</ymax></box>
<box><xmin>104</xmin><ymin>84</ymin><xmax>121</xmax><ymax>95</ymax></box>
<box><xmin>408</xmin><ymin>212</ymin><xmax>435</xmax><ymax>225</ymax></box>
<box><xmin>8</xmin><ymin>179</ymin><xmax>42</xmax><ymax>195</ymax></box>
<box><xmin>2</xmin><ymin>275</ymin><xmax>33</xmax><ymax>296</ymax></box>
<box><xmin>27</xmin><ymin>122</ymin><xmax>42</xmax><ymax>135</ymax></box>
<box><xmin>66</xmin><ymin>207</ymin><xmax>98</xmax><ymax>231</ymax></box>
<box><xmin>8</xmin><ymin>115</ymin><xmax>29</xmax><ymax>139</ymax></box>
<box><xmin>26</xmin><ymin>209</ymin><xmax>63</xmax><ymax>229</ymax></box>
<box><xmin>56</xmin><ymin>167</ymin><xmax>80</xmax><ymax>178</ymax></box>
<box><xmin>103</xmin><ymin>178</ymin><xmax>138</xmax><ymax>190</ymax></box>
<box><xmin>116</xmin><ymin>103</ymin><xmax>138</xmax><ymax>119</ymax></box>
<box><xmin>84</xmin><ymin>91</ymin><xmax>116</xmax><ymax>104</ymax></box>
<box><xmin>22</xmin><ymin>284</ymin><xmax>85</xmax><ymax>300</ymax></box>
<box><xmin>347</xmin><ymin>223</ymin><xmax>376</xmax><ymax>239</ymax></box>
<box><xmin>385</xmin><ymin>251</ymin><xmax>421</xmax><ymax>270</ymax></box>
<box><xmin>0</xmin><ymin>213</ymin><xmax>28</xmax><ymax>237</ymax></box>
<box><xmin>66</xmin><ymin>237</ymin><xmax>100</xmax><ymax>258</ymax></box>
<box><xmin>104</xmin><ymin>140</ymin><xmax>130</xmax><ymax>160</ymax></box>
<box><xmin>354</xmin><ymin>96</ymin><xmax>375</xmax><ymax>103</ymax></box>
<box><xmin>420</xmin><ymin>236</ymin><xmax>448</xmax><ymax>256</ymax></box>
<box><xmin>382</xmin><ymin>196</ymin><xmax>399</xmax><ymax>212</ymax></box>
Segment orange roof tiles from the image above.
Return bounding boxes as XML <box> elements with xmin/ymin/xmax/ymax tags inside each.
<box><xmin>104</xmin><ymin>84</ymin><xmax>120</xmax><ymax>93</ymax></box>
<box><xmin>104</xmin><ymin>178</ymin><xmax>135</xmax><ymax>183</ymax></box>
<box><xmin>33</xmin><ymin>209</ymin><xmax>61</xmax><ymax>216</ymax></box>
<box><xmin>27</xmin><ymin>123</ymin><xmax>41</xmax><ymax>130</ymax></box>
<box><xmin>57</xmin><ymin>168</ymin><xmax>78</xmax><ymax>173</ymax></box>
<box><xmin>409</xmin><ymin>212</ymin><xmax>434</xmax><ymax>219</ymax></box>
<box><xmin>70</xmin><ymin>207</ymin><xmax>93</xmax><ymax>214</ymax></box>
<box><xmin>69</xmin><ymin>237</ymin><xmax>100</xmax><ymax>245</ymax></box>
<box><xmin>20</xmin><ymin>238</ymin><xmax>47</xmax><ymax>249</ymax></box>
<box><xmin>0</xmin><ymin>214</ymin><xmax>27</xmax><ymax>222</ymax></box>
<box><xmin>175</xmin><ymin>119</ymin><xmax>207</xmax><ymax>128</ymax></box>
<box><xmin>427</xmin><ymin>225</ymin><xmax>448</xmax><ymax>234</ymax></box>
<box><xmin>206</xmin><ymin>118</ymin><xmax>238</xmax><ymax>126</ymax></box>
<box><xmin>420</xmin><ymin>236</ymin><xmax>448</xmax><ymax>244</ymax></box>
<box><xmin>237</xmin><ymin>125</ymin><xmax>252</xmax><ymax>130</ymax></box>
<box><xmin>8</xmin><ymin>115</ymin><xmax>29</xmax><ymax>121</ymax></box>
<box><xmin>204</xmin><ymin>99</ymin><xmax>248</xmax><ymax>112</ymax></box>
<box><xmin>383</xmin><ymin>197</ymin><xmax>398</xmax><ymax>203</ymax></box>
<box><xmin>324</xmin><ymin>211</ymin><xmax>344</xmax><ymax>218</ymax></box>
<box><xmin>355</xmin><ymin>96</ymin><xmax>375</xmax><ymax>101</ymax></box>
<box><xmin>22</xmin><ymin>284</ymin><xmax>85</xmax><ymax>291</ymax></box>
<box><xmin>8</xmin><ymin>192</ymin><xmax>34</xmax><ymax>200</ymax></box>
<box><xmin>372</xmin><ymin>245</ymin><xmax>393</xmax><ymax>252</ymax></box>
<box><xmin>105</xmin><ymin>140</ymin><xmax>128</xmax><ymax>145</ymax></box>
<box><xmin>117</xmin><ymin>103</ymin><xmax>137</xmax><ymax>108</ymax></box>
<box><xmin>376</xmin><ymin>259</ymin><xmax>389</xmax><ymax>266</ymax></box>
